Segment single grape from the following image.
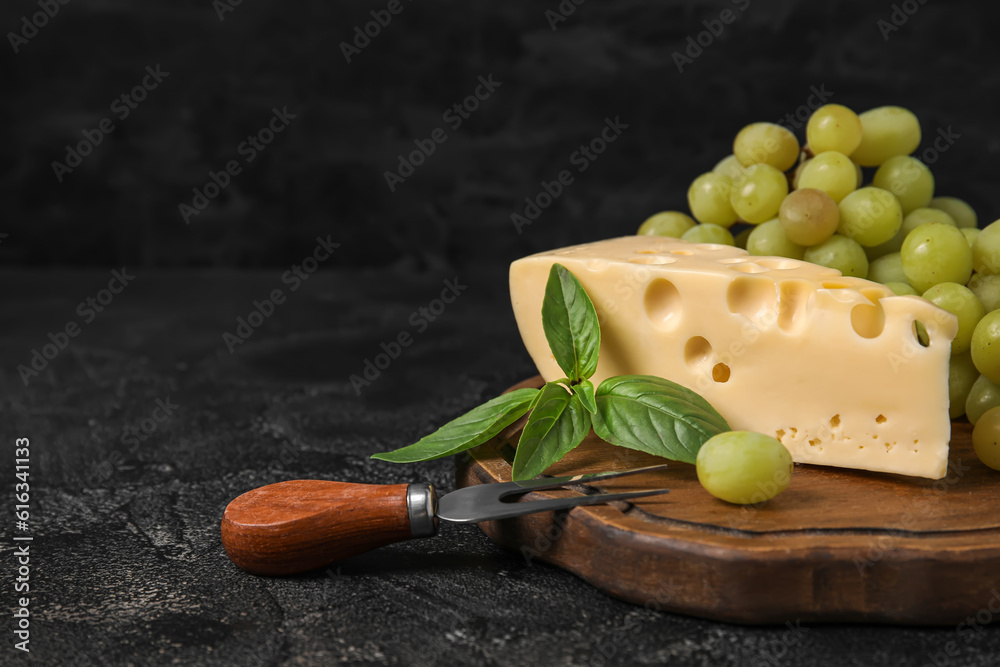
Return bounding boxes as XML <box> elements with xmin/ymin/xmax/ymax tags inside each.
<box><xmin>903</xmin><ymin>207</ymin><xmax>957</xmax><ymax>230</ymax></box>
<box><xmin>746</xmin><ymin>219</ymin><xmax>805</xmax><ymax>259</ymax></box>
<box><xmin>778</xmin><ymin>188</ymin><xmax>839</xmax><ymax>245</ymax></box>
<box><xmin>963</xmin><ymin>228</ymin><xmax>982</xmax><ymax>248</ymax></box>
<box><xmin>967</xmin><ymin>374</ymin><xmax>1000</xmax><ymax>426</ymax></box>
<box><xmin>796</xmin><ymin>151</ymin><xmax>857</xmax><ymax>203</ymax></box>
<box><xmin>969</xmin><ymin>274</ymin><xmax>1000</xmax><ymax>313</ymax></box>
<box><xmin>688</xmin><ymin>172</ymin><xmax>738</xmax><ymax>227</ymax></box>
<box><xmin>733</xmin><ymin>123</ymin><xmax>800</xmax><ymax>172</ymax></box>
<box><xmin>696</xmin><ymin>431</ymin><xmax>793</xmax><ymax>505</ymax></box>
<box><xmin>973</xmin><ymin>407</ymin><xmax>1000</xmax><ymax>471</ymax></box>
<box><xmin>868</xmin><ymin>252</ymin><xmax>908</xmax><ymax>285</ymax></box>
<box><xmin>714</xmin><ymin>154</ymin><xmax>749</xmax><ymax>182</ymax></box>
<box><xmin>930</xmin><ymin>196</ymin><xmax>978</xmax><ymax>229</ymax></box>
<box><xmin>950</xmin><ymin>353</ymin><xmax>980</xmax><ymax>419</ymax></box>
<box><xmin>885</xmin><ymin>281</ymin><xmax>918</xmax><ymax>296</ymax></box>
<box><xmin>973</xmin><ymin>219</ymin><xmax>1000</xmax><ymax>276</ymax></box>
<box><xmin>638</xmin><ymin>211</ymin><xmax>697</xmax><ymax>238</ymax></box>
<box><xmin>681</xmin><ymin>223</ymin><xmax>735</xmax><ymax>246</ymax></box>
<box><xmin>837</xmin><ymin>186</ymin><xmax>903</xmax><ymax>247</ymax></box>
<box><xmin>900</xmin><ymin>222</ymin><xmax>974</xmax><ymax>292</ymax></box>
<box><xmin>729</xmin><ymin>164</ymin><xmax>789</xmax><ymax>224</ymax></box>
<box><xmin>850</xmin><ymin>106</ymin><xmax>922</xmax><ymax>167</ymax></box>
<box><xmin>807</xmin><ymin>104</ymin><xmax>863</xmax><ymax>155</ymax></box>
<box><xmin>872</xmin><ymin>156</ymin><xmax>934</xmax><ymax>214</ymax></box>
<box><xmin>803</xmin><ymin>234</ymin><xmax>869</xmax><ymax>278</ymax></box>
<box><xmin>921</xmin><ymin>283</ymin><xmax>985</xmax><ymax>356</ymax></box>
<box><xmin>971</xmin><ymin>310</ymin><xmax>1000</xmax><ymax>384</ymax></box>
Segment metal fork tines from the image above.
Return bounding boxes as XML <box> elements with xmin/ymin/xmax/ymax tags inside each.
<box><xmin>438</xmin><ymin>463</ymin><xmax>671</xmax><ymax>523</ymax></box>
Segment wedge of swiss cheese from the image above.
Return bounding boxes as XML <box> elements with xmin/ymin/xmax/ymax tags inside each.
<box><xmin>510</xmin><ymin>236</ymin><xmax>959</xmax><ymax>479</ymax></box>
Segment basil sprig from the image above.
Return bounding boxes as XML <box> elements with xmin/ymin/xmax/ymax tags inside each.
<box><xmin>373</xmin><ymin>263</ymin><xmax>730</xmax><ymax>480</ymax></box>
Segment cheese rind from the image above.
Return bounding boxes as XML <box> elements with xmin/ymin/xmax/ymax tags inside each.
<box><xmin>510</xmin><ymin>236</ymin><xmax>959</xmax><ymax>479</ymax></box>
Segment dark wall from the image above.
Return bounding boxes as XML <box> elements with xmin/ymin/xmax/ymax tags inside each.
<box><xmin>2</xmin><ymin>0</ymin><xmax>998</xmax><ymax>270</ymax></box>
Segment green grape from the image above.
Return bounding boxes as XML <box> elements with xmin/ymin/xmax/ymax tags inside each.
<box><xmin>696</xmin><ymin>431</ymin><xmax>793</xmax><ymax>505</ymax></box>
<box><xmin>903</xmin><ymin>207</ymin><xmax>957</xmax><ymax>230</ymax></box>
<box><xmin>971</xmin><ymin>310</ymin><xmax>1000</xmax><ymax>384</ymax></box>
<box><xmin>950</xmin><ymin>353</ymin><xmax>980</xmax><ymax>419</ymax></box>
<box><xmin>733</xmin><ymin>123</ymin><xmax>800</xmax><ymax>172</ymax></box>
<box><xmin>872</xmin><ymin>156</ymin><xmax>934</xmax><ymax>214</ymax></box>
<box><xmin>681</xmin><ymin>223</ymin><xmax>735</xmax><ymax>246</ymax></box>
<box><xmin>729</xmin><ymin>164</ymin><xmax>788</xmax><ymax>224</ymax></box>
<box><xmin>973</xmin><ymin>407</ymin><xmax>1000</xmax><ymax>471</ymax></box>
<box><xmin>803</xmin><ymin>234</ymin><xmax>869</xmax><ymax>278</ymax></box>
<box><xmin>868</xmin><ymin>252</ymin><xmax>908</xmax><ymax>285</ymax></box>
<box><xmin>850</xmin><ymin>106</ymin><xmax>922</xmax><ymax>167</ymax></box>
<box><xmin>930</xmin><ymin>196</ymin><xmax>978</xmax><ymax>229</ymax></box>
<box><xmin>734</xmin><ymin>226</ymin><xmax>752</xmax><ymax>250</ymax></box>
<box><xmin>714</xmin><ymin>154</ymin><xmax>749</xmax><ymax>182</ymax></box>
<box><xmin>778</xmin><ymin>188</ymin><xmax>839</xmax><ymax>246</ymax></box>
<box><xmin>973</xmin><ymin>219</ymin><xmax>1000</xmax><ymax>276</ymax></box>
<box><xmin>688</xmin><ymin>172</ymin><xmax>738</xmax><ymax>227</ymax></box>
<box><xmin>969</xmin><ymin>274</ymin><xmax>1000</xmax><ymax>312</ymax></box>
<box><xmin>746</xmin><ymin>219</ymin><xmax>805</xmax><ymax>259</ymax></box>
<box><xmin>885</xmin><ymin>281</ymin><xmax>918</xmax><ymax>296</ymax></box>
<box><xmin>921</xmin><ymin>283</ymin><xmax>985</xmax><ymax>355</ymax></box>
<box><xmin>837</xmin><ymin>186</ymin><xmax>903</xmax><ymax>247</ymax></box>
<box><xmin>806</xmin><ymin>104</ymin><xmax>863</xmax><ymax>156</ymax></box>
<box><xmin>963</xmin><ymin>228</ymin><xmax>982</xmax><ymax>248</ymax></box>
<box><xmin>900</xmin><ymin>222</ymin><xmax>974</xmax><ymax>292</ymax></box>
<box><xmin>796</xmin><ymin>151</ymin><xmax>857</xmax><ymax>203</ymax></box>
<box><xmin>853</xmin><ymin>160</ymin><xmax>863</xmax><ymax>187</ymax></box>
<box><xmin>638</xmin><ymin>211</ymin><xmax>697</xmax><ymax>238</ymax></box>
<box><xmin>967</xmin><ymin>374</ymin><xmax>1000</xmax><ymax>425</ymax></box>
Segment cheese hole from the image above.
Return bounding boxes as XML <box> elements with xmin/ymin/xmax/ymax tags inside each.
<box><xmin>756</xmin><ymin>257</ymin><xmax>803</xmax><ymax>270</ymax></box>
<box><xmin>718</xmin><ymin>257</ymin><xmax>747</xmax><ymax>265</ymax></box>
<box><xmin>822</xmin><ymin>281</ymin><xmax>851</xmax><ymax>289</ymax></box>
<box><xmin>727</xmin><ymin>276</ymin><xmax>777</xmax><ymax>322</ymax></box>
<box><xmin>912</xmin><ymin>321</ymin><xmax>930</xmax><ymax>347</ymax></box>
<box><xmin>861</xmin><ymin>287</ymin><xmax>891</xmax><ymax>304</ymax></box>
<box><xmin>636</xmin><ymin>250</ymin><xmax>658</xmax><ymax>254</ymax></box>
<box><xmin>695</xmin><ymin>243</ymin><xmax>730</xmax><ymax>251</ymax></box>
<box><xmin>777</xmin><ymin>280</ymin><xmax>813</xmax><ymax>333</ymax></box>
<box><xmin>830</xmin><ymin>414</ymin><xmax>840</xmax><ymax>428</ymax></box>
<box><xmin>808</xmin><ymin>438</ymin><xmax>821</xmax><ymax>447</ymax></box>
<box><xmin>712</xmin><ymin>363</ymin><xmax>731</xmax><ymax>382</ymax></box>
<box><xmin>850</xmin><ymin>302</ymin><xmax>885</xmax><ymax>339</ymax></box>
<box><xmin>643</xmin><ymin>279</ymin><xmax>683</xmax><ymax>330</ymax></box>
<box><xmin>684</xmin><ymin>336</ymin><xmax>713</xmax><ymax>368</ymax></box>
<box><xmin>729</xmin><ymin>262</ymin><xmax>768</xmax><ymax>274</ymax></box>
<box><xmin>671</xmin><ymin>249</ymin><xmax>695</xmax><ymax>256</ymax></box>
<box><xmin>876</xmin><ymin>414</ymin><xmax>887</xmax><ymax>424</ymax></box>
<box><xmin>586</xmin><ymin>259</ymin><xmax>609</xmax><ymax>271</ymax></box>
<box><xmin>629</xmin><ymin>256</ymin><xmax>676</xmax><ymax>265</ymax></box>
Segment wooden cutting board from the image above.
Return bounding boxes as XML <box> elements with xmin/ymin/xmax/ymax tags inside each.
<box><xmin>455</xmin><ymin>376</ymin><xmax>1000</xmax><ymax>625</ymax></box>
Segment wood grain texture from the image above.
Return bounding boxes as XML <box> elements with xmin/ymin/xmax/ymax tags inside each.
<box><xmin>456</xmin><ymin>376</ymin><xmax>1000</xmax><ymax>625</ymax></box>
<box><xmin>221</xmin><ymin>480</ymin><xmax>414</xmax><ymax>576</ymax></box>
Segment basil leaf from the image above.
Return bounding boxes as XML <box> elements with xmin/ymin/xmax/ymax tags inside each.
<box><xmin>541</xmin><ymin>263</ymin><xmax>601</xmax><ymax>383</ymax></box>
<box><xmin>592</xmin><ymin>375</ymin><xmax>730</xmax><ymax>464</ymax></box>
<box><xmin>512</xmin><ymin>382</ymin><xmax>591</xmax><ymax>480</ymax></box>
<box><xmin>372</xmin><ymin>387</ymin><xmax>539</xmax><ymax>463</ymax></box>
<box><xmin>575</xmin><ymin>379</ymin><xmax>597</xmax><ymax>415</ymax></box>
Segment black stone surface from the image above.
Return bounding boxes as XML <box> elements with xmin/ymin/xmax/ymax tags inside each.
<box><xmin>5</xmin><ymin>266</ymin><xmax>1000</xmax><ymax>666</ymax></box>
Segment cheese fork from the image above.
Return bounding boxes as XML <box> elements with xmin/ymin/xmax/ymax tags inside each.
<box><xmin>221</xmin><ymin>464</ymin><xmax>670</xmax><ymax>575</ymax></box>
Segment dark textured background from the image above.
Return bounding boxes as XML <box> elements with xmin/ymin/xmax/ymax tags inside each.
<box><xmin>4</xmin><ymin>1</ymin><xmax>1000</xmax><ymax>665</ymax></box>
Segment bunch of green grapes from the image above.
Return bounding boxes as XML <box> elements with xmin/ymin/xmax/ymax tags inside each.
<box><xmin>636</xmin><ymin>104</ymin><xmax>1000</xmax><ymax>467</ymax></box>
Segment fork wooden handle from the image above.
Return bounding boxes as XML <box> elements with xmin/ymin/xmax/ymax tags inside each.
<box><xmin>221</xmin><ymin>480</ymin><xmax>437</xmax><ymax>575</ymax></box>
